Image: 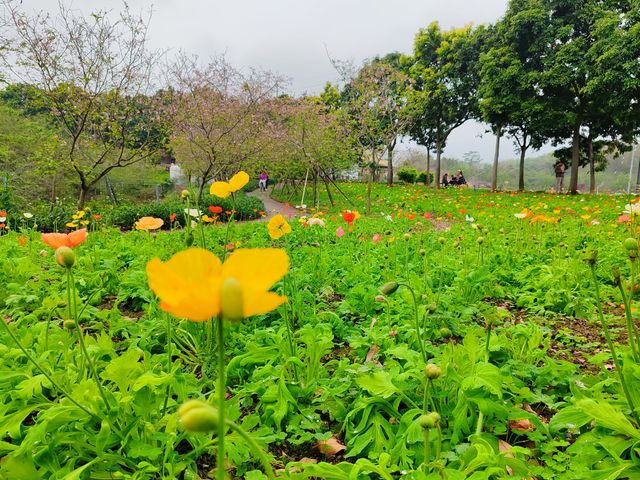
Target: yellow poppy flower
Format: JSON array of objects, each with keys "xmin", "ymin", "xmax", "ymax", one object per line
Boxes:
[
  {"xmin": 135, "ymin": 216, "xmax": 164, "ymax": 231},
  {"xmin": 146, "ymin": 247, "xmax": 289, "ymax": 322},
  {"xmin": 267, "ymin": 214, "xmax": 292, "ymax": 240},
  {"xmin": 210, "ymin": 171, "xmax": 250, "ymax": 198}
]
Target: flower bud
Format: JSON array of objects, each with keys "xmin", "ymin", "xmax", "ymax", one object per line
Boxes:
[
  {"xmin": 180, "ymin": 189, "xmax": 191, "ymax": 200},
  {"xmin": 425, "ymin": 363, "xmax": 442, "ymax": 379},
  {"xmin": 39, "ymin": 249, "xmax": 48, "ymax": 257},
  {"xmin": 184, "ymin": 231, "xmax": 194, "ymax": 247},
  {"xmin": 55, "ymin": 246, "xmax": 76, "ymax": 268},
  {"xmin": 419, "ymin": 249, "xmax": 426, "ymax": 257},
  {"xmin": 624, "ymin": 238, "xmax": 638, "ymax": 252},
  {"xmin": 477, "ymin": 236, "xmax": 484, "ymax": 245},
  {"xmin": 63, "ymin": 319, "xmax": 77, "ymax": 330},
  {"xmin": 427, "ymin": 303, "xmax": 437, "ymax": 313},
  {"xmin": 439, "ymin": 327, "xmax": 452, "ymax": 338},
  {"xmin": 585, "ymin": 249, "xmax": 598, "ymax": 266},
  {"xmin": 438, "ymin": 237, "xmax": 445, "ymax": 245},
  {"xmin": 380, "ymin": 281, "xmax": 399, "ymax": 295},
  {"xmin": 375, "ymin": 295, "xmax": 387, "ymax": 303},
  {"xmin": 612, "ymin": 266, "xmax": 621, "ymax": 286},
  {"xmin": 221, "ymin": 277, "xmax": 244, "ymax": 322},
  {"xmin": 178, "ymin": 399, "xmax": 220, "ymax": 433},
  {"xmin": 403, "ymin": 233, "xmax": 411, "ymax": 241},
  {"xmin": 418, "ymin": 412, "xmax": 441, "ymax": 429}
]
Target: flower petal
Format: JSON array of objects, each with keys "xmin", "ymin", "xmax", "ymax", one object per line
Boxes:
[
  {"xmin": 147, "ymin": 248, "xmax": 222, "ymax": 321},
  {"xmin": 210, "ymin": 182, "xmax": 231, "ymax": 198},
  {"xmin": 243, "ymin": 291, "xmax": 287, "ymax": 317},
  {"xmin": 222, "ymin": 248, "xmax": 289, "ymax": 292},
  {"xmin": 67, "ymin": 228, "xmax": 88, "ymax": 247},
  {"xmin": 228, "ymin": 171, "xmax": 249, "ymax": 192},
  {"xmin": 41, "ymin": 232, "xmax": 70, "ymax": 250}
]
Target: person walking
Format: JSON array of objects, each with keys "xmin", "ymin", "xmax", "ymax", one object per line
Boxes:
[
  {"xmin": 554, "ymin": 163, "xmax": 565, "ymax": 193},
  {"xmin": 259, "ymin": 170, "xmax": 268, "ymax": 192}
]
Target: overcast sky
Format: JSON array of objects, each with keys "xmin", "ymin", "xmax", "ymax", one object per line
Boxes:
[{"xmin": 20, "ymin": 0, "xmax": 553, "ymax": 161}]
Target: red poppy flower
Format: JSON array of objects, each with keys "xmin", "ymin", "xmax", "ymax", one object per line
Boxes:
[
  {"xmin": 424, "ymin": 212, "xmax": 432, "ymax": 220},
  {"xmin": 92, "ymin": 214, "xmax": 102, "ymax": 221},
  {"xmin": 342, "ymin": 211, "xmax": 356, "ymax": 225},
  {"xmin": 170, "ymin": 213, "xmax": 177, "ymax": 222},
  {"xmin": 0, "ymin": 211, "xmax": 6, "ymax": 217},
  {"xmin": 18, "ymin": 236, "xmax": 25, "ymax": 246},
  {"xmin": 209, "ymin": 205, "xmax": 223, "ymax": 214}
]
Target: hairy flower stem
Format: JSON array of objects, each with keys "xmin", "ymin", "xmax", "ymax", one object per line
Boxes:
[
  {"xmin": 400, "ymin": 283, "xmax": 427, "ymax": 365},
  {"xmin": 226, "ymin": 420, "xmax": 275, "ymax": 479},
  {"xmin": 68, "ymin": 269, "xmax": 111, "ymax": 414},
  {"xmin": 484, "ymin": 324, "xmax": 493, "ymax": 362},
  {"xmin": 0, "ymin": 318, "xmax": 94, "ymax": 417},
  {"xmin": 162, "ymin": 312, "xmax": 172, "ymax": 416},
  {"xmin": 282, "ymin": 276, "xmax": 299, "ymax": 383},
  {"xmin": 617, "ymin": 282, "xmax": 640, "ymax": 362},
  {"xmin": 423, "ymin": 379, "xmax": 437, "ymax": 413},
  {"xmin": 591, "ymin": 266, "xmax": 640, "ymax": 425},
  {"xmin": 476, "ymin": 411, "xmax": 484, "ymax": 435},
  {"xmin": 423, "ymin": 427, "xmax": 431, "ymax": 467},
  {"xmin": 217, "ymin": 316, "xmax": 226, "ymax": 480}
]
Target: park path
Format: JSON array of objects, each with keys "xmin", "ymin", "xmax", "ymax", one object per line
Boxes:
[{"xmin": 247, "ymin": 188, "xmax": 301, "ymax": 221}]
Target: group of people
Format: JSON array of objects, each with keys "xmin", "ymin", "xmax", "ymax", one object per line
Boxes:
[{"xmin": 441, "ymin": 170, "xmax": 467, "ymax": 187}]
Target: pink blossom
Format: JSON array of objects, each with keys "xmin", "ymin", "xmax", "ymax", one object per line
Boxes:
[
  {"xmin": 336, "ymin": 226, "xmax": 345, "ymax": 238},
  {"xmin": 372, "ymin": 233, "xmax": 381, "ymax": 244}
]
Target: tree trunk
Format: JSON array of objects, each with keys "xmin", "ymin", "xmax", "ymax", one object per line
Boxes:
[
  {"xmin": 588, "ymin": 136, "xmax": 595, "ymax": 194},
  {"xmin": 491, "ymin": 123, "xmax": 502, "ymax": 192},
  {"xmin": 569, "ymin": 121, "xmax": 581, "ymax": 194},
  {"xmin": 518, "ymin": 143, "xmax": 527, "ymax": 192},
  {"xmin": 435, "ymin": 130, "xmax": 442, "ymax": 190},
  {"xmin": 197, "ymin": 178, "xmax": 206, "ymax": 204},
  {"xmin": 426, "ymin": 148, "xmax": 431, "ymax": 185},
  {"xmin": 387, "ymin": 143, "xmax": 394, "ymax": 186},
  {"xmin": 78, "ymin": 184, "xmax": 89, "ymax": 210},
  {"xmin": 366, "ymin": 162, "xmax": 373, "ymax": 215}
]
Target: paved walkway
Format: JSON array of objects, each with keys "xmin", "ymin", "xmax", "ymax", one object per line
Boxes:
[{"xmin": 247, "ymin": 188, "xmax": 301, "ymax": 221}]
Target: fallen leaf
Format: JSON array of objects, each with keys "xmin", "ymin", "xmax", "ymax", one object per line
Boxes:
[
  {"xmin": 509, "ymin": 419, "xmax": 535, "ymax": 432},
  {"xmin": 316, "ymin": 437, "xmax": 346, "ymax": 456},
  {"xmin": 366, "ymin": 345, "xmax": 379, "ymax": 363}
]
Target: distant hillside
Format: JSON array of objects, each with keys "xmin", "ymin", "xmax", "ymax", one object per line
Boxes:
[{"xmin": 397, "ymin": 147, "xmax": 639, "ymax": 192}]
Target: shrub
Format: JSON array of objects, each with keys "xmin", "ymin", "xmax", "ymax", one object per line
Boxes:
[
  {"xmin": 417, "ymin": 171, "xmax": 434, "ymax": 184},
  {"xmin": 397, "ymin": 168, "xmax": 418, "ymax": 184}
]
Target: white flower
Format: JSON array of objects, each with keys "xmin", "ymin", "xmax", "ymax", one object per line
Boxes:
[
  {"xmin": 590, "ymin": 220, "xmax": 600, "ymax": 225},
  {"xmin": 184, "ymin": 208, "xmax": 202, "ymax": 218},
  {"xmin": 308, "ymin": 218, "xmax": 325, "ymax": 227},
  {"xmin": 465, "ymin": 214, "xmax": 474, "ymax": 223},
  {"xmin": 0, "ymin": 216, "xmax": 5, "ymax": 223},
  {"xmin": 385, "ymin": 215, "xmax": 393, "ymax": 222},
  {"xmin": 23, "ymin": 212, "xmax": 33, "ymax": 219},
  {"xmin": 514, "ymin": 213, "xmax": 527, "ymax": 219},
  {"xmin": 191, "ymin": 220, "xmax": 198, "ymax": 228},
  {"xmin": 624, "ymin": 204, "xmax": 640, "ymax": 216}
]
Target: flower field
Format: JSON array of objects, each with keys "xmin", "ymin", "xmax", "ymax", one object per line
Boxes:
[{"xmin": 2, "ymin": 182, "xmax": 640, "ymax": 479}]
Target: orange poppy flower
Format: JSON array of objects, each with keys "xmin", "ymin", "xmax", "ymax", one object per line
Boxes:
[
  {"xmin": 41, "ymin": 228, "xmax": 88, "ymax": 250},
  {"xmin": 209, "ymin": 206, "xmax": 223, "ymax": 214}
]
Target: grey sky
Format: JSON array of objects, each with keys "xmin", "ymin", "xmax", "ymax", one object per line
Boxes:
[{"xmin": 20, "ymin": 0, "xmax": 552, "ymax": 161}]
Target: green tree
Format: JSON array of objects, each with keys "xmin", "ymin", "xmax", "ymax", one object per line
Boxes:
[{"xmin": 407, "ymin": 23, "xmax": 483, "ymax": 189}]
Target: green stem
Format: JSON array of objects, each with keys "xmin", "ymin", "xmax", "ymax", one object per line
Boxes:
[
  {"xmin": 400, "ymin": 284, "xmax": 427, "ymax": 365},
  {"xmin": 617, "ymin": 282, "xmax": 640, "ymax": 362},
  {"xmin": 484, "ymin": 324, "xmax": 492, "ymax": 362},
  {"xmin": 423, "ymin": 427, "xmax": 431, "ymax": 468},
  {"xmin": 162, "ymin": 312, "xmax": 173, "ymax": 416},
  {"xmin": 68, "ymin": 269, "xmax": 111, "ymax": 414},
  {"xmin": 226, "ymin": 420, "xmax": 275, "ymax": 479},
  {"xmin": 0, "ymin": 318, "xmax": 94, "ymax": 417},
  {"xmin": 217, "ymin": 316, "xmax": 226, "ymax": 480},
  {"xmin": 591, "ymin": 266, "xmax": 640, "ymax": 425},
  {"xmin": 476, "ymin": 411, "xmax": 484, "ymax": 435}
]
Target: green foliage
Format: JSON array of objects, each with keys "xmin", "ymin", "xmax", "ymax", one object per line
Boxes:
[{"xmin": 397, "ymin": 168, "xmax": 418, "ymax": 183}]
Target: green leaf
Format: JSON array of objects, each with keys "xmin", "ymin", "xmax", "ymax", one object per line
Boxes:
[{"xmin": 356, "ymin": 371, "xmax": 399, "ymax": 399}]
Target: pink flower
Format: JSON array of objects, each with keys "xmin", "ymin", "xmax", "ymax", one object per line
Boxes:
[
  {"xmin": 336, "ymin": 226, "xmax": 345, "ymax": 238},
  {"xmin": 372, "ymin": 233, "xmax": 381, "ymax": 244}
]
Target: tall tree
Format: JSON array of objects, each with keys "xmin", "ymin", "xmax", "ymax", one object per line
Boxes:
[
  {"xmin": 342, "ymin": 61, "xmax": 410, "ymax": 213},
  {"xmin": 166, "ymin": 54, "xmax": 284, "ymax": 201},
  {"xmin": 407, "ymin": 23, "xmax": 483, "ymax": 188},
  {"xmin": 0, "ymin": 1, "xmax": 164, "ymax": 208}
]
